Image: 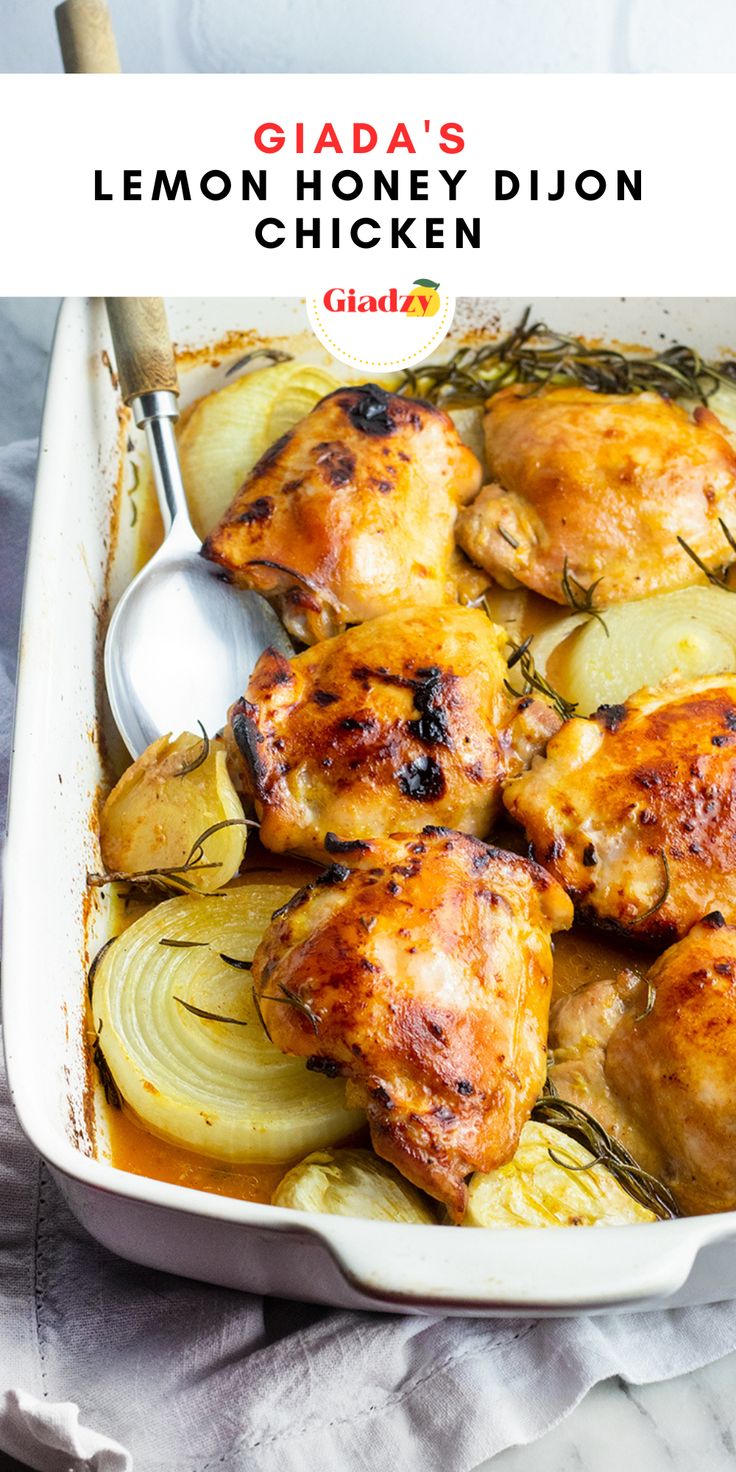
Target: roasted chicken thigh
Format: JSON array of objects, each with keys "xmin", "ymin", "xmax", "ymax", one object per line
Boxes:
[
  {"xmin": 456, "ymin": 386, "xmax": 736, "ymax": 605},
  {"xmin": 228, "ymin": 605, "xmax": 560, "ymax": 857},
  {"xmin": 551, "ymin": 914, "xmax": 736, "ymax": 1215},
  {"xmin": 251, "ymin": 828, "xmax": 573, "ymax": 1217},
  {"xmin": 202, "ymin": 384, "xmax": 483, "ymax": 643},
  {"xmin": 504, "ymin": 675, "xmax": 736, "ymax": 942}
]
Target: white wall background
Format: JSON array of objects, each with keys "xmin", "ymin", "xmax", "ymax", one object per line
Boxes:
[
  {"xmin": 1, "ymin": 0, "xmax": 735, "ymax": 73},
  {"xmin": 0, "ymin": 0, "xmax": 731, "ymax": 442}
]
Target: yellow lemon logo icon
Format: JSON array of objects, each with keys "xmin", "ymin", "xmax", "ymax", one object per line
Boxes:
[{"xmin": 406, "ymin": 279, "xmax": 441, "ymax": 318}]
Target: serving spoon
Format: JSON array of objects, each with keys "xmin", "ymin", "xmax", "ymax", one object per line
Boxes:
[
  {"xmin": 53, "ymin": 4, "xmax": 294, "ymax": 756},
  {"xmin": 103, "ymin": 297, "xmax": 294, "ymax": 757}
]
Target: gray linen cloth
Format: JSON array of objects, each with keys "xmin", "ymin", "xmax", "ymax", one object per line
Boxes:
[{"xmin": 3, "ymin": 439, "xmax": 736, "ymax": 1472}]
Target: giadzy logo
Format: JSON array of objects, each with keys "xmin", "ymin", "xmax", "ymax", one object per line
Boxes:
[
  {"xmin": 308, "ymin": 278, "xmax": 454, "ymax": 374},
  {"xmin": 323, "ymin": 279, "xmax": 442, "ymax": 318}
]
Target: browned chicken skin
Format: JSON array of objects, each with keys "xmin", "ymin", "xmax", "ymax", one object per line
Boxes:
[
  {"xmin": 456, "ymin": 386, "xmax": 736, "ymax": 606},
  {"xmin": 251, "ymin": 828, "xmax": 573, "ymax": 1218},
  {"xmin": 227, "ymin": 605, "xmax": 560, "ymax": 858},
  {"xmin": 551, "ymin": 914, "xmax": 736, "ymax": 1215},
  {"xmin": 504, "ymin": 675, "xmax": 736, "ymax": 942},
  {"xmin": 202, "ymin": 384, "xmax": 483, "ymax": 643}
]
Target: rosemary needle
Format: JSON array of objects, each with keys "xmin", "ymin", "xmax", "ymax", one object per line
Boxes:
[
  {"xmin": 173, "ymin": 995, "xmax": 248, "ymax": 1026},
  {"xmin": 175, "ymin": 722, "xmax": 211, "ymax": 778},
  {"xmin": 627, "ymin": 850, "xmax": 670, "ymax": 927}
]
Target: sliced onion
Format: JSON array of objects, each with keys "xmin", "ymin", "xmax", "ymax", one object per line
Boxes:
[
  {"xmin": 272, "ymin": 1148, "xmax": 436, "ymax": 1223},
  {"xmin": 529, "ymin": 586, "xmax": 736, "ymax": 715},
  {"xmin": 92, "ymin": 880, "xmax": 364, "ymax": 1162},
  {"xmin": 464, "ymin": 1122, "xmax": 655, "ymax": 1228},
  {"xmin": 178, "ymin": 362, "xmax": 344, "ymax": 538},
  {"xmin": 99, "ymin": 733, "xmax": 246, "ymax": 894},
  {"xmin": 178, "ymin": 362, "xmax": 302, "ymax": 537},
  {"xmin": 448, "ymin": 406, "xmax": 486, "ymax": 470},
  {"xmin": 265, "ymin": 365, "xmax": 345, "ymax": 443}
]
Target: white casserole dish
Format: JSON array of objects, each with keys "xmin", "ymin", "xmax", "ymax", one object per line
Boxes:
[{"xmin": 5, "ymin": 294, "xmax": 736, "ymax": 1317}]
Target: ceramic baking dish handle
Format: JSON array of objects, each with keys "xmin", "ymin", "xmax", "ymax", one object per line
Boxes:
[{"xmin": 318, "ymin": 1216, "xmax": 728, "ymax": 1313}]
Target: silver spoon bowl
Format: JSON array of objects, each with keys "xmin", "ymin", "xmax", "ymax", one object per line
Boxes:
[{"xmin": 105, "ymin": 389, "xmax": 293, "ymax": 758}]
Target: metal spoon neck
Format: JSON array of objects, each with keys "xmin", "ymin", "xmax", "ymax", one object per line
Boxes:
[{"xmin": 131, "ymin": 391, "xmax": 194, "ymax": 537}]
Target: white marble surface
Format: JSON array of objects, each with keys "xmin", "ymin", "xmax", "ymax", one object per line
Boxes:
[
  {"xmin": 2, "ymin": 0, "xmax": 736, "ymax": 73},
  {"xmin": 4, "ymin": 292, "xmax": 736, "ymax": 1467}
]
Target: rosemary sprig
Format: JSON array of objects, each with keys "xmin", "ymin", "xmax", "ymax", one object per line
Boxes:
[
  {"xmin": 173, "ymin": 995, "xmax": 248, "ymax": 1026},
  {"xmin": 561, "ymin": 558, "xmax": 609, "ymax": 635},
  {"xmin": 175, "ymin": 722, "xmax": 210, "ymax": 778},
  {"xmin": 251, "ymin": 985, "xmax": 273, "ymax": 1042},
  {"xmin": 159, "ymin": 938, "xmax": 209, "ymax": 949},
  {"xmin": 532, "ymin": 1091, "xmax": 679, "ymax": 1219},
  {"xmin": 257, "ymin": 982, "xmax": 320, "ymax": 1034},
  {"xmin": 218, "ymin": 953, "xmax": 253, "ymax": 971},
  {"xmin": 627, "ymin": 850, "xmax": 670, "ymax": 927},
  {"xmin": 88, "ymin": 818, "xmax": 257, "ymax": 894},
  {"xmin": 87, "ymin": 858, "xmax": 221, "ymax": 892},
  {"xmin": 634, "ymin": 979, "xmax": 656, "ymax": 1022},
  {"xmin": 91, "ymin": 1021, "xmax": 121, "ymax": 1109},
  {"xmin": 225, "ymin": 346, "xmax": 293, "ymax": 378},
  {"xmin": 503, "ymin": 632, "xmax": 578, "ymax": 722},
  {"xmin": 677, "ymin": 516, "xmax": 736, "ymax": 592},
  {"xmin": 158, "ymin": 936, "xmax": 252, "ymax": 971},
  {"xmin": 498, "ymin": 524, "xmax": 520, "ymax": 549},
  {"xmin": 719, "ymin": 518, "xmax": 736, "ymax": 558},
  {"xmin": 396, "ymin": 307, "xmax": 736, "ymax": 408},
  {"xmin": 183, "ymin": 818, "xmax": 258, "ymax": 869}
]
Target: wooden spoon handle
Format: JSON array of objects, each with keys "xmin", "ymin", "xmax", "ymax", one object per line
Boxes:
[
  {"xmin": 54, "ymin": 10, "xmax": 176, "ymax": 405},
  {"xmin": 105, "ymin": 298, "xmax": 180, "ymax": 405},
  {"xmin": 55, "ymin": 0, "xmax": 121, "ymax": 73}
]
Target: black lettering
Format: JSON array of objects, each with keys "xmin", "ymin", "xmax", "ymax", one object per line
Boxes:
[
  {"xmin": 332, "ymin": 170, "xmax": 363, "ymax": 201},
  {"xmin": 576, "ymin": 170, "xmax": 606, "ymax": 201},
  {"xmin": 456, "ymin": 217, "xmax": 480, "ymax": 247},
  {"xmin": 296, "ymin": 218, "xmax": 321, "ymax": 247},
  {"xmin": 409, "ymin": 170, "xmax": 429, "ymax": 201},
  {"xmin": 152, "ymin": 169, "xmax": 191, "ymax": 202},
  {"xmin": 439, "ymin": 169, "xmax": 466, "ymax": 200},
  {"xmin": 374, "ymin": 170, "xmax": 399, "ymax": 200},
  {"xmin": 496, "ymin": 170, "xmax": 519, "ymax": 200},
  {"xmin": 296, "ymin": 170, "xmax": 321, "ymax": 200},
  {"xmin": 255, "ymin": 217, "xmax": 285, "ymax": 248},
  {"xmin": 123, "ymin": 169, "xmax": 142, "ymax": 201},
  {"xmin": 200, "ymin": 169, "xmax": 231, "ymax": 200},
  {"xmin": 391, "ymin": 217, "xmax": 415, "ymax": 247},
  {"xmin": 94, "ymin": 169, "xmax": 112, "ymax": 201},
  {"xmin": 242, "ymin": 169, "xmax": 267, "ymax": 200},
  {"xmin": 351, "ymin": 217, "xmax": 380, "ymax": 247},
  {"xmin": 618, "ymin": 169, "xmax": 641, "ymax": 201}
]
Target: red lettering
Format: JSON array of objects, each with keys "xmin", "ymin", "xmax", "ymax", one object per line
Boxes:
[
  {"xmin": 387, "ymin": 123, "xmax": 415, "ymax": 154},
  {"xmin": 353, "ymin": 123, "xmax": 378, "ymax": 153},
  {"xmin": 315, "ymin": 123, "xmax": 343, "ymax": 154},
  {"xmin": 254, "ymin": 123, "xmax": 285, "ymax": 153},
  {"xmin": 439, "ymin": 123, "xmax": 464, "ymax": 154}
]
